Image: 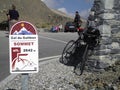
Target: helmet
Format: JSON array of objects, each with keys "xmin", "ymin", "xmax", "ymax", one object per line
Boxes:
[{"xmin": 76, "ymin": 11, "xmax": 79, "ymax": 13}]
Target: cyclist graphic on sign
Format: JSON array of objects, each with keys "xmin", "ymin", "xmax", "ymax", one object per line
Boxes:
[{"xmin": 12, "ymin": 47, "xmax": 36, "ymax": 71}]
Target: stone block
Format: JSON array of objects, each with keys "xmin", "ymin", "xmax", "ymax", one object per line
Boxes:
[
  {"xmin": 111, "ymin": 42, "xmax": 120, "ymax": 49},
  {"xmin": 111, "ymin": 28, "xmax": 119, "ymax": 34},
  {"xmin": 102, "ymin": 13, "xmax": 114, "ymax": 19},
  {"xmin": 112, "ymin": 38, "xmax": 120, "ymax": 43},
  {"xmin": 115, "ymin": 32, "xmax": 120, "ymax": 37},
  {"xmin": 111, "ymin": 49, "xmax": 120, "ymax": 54},
  {"xmin": 95, "ymin": 49, "xmax": 111, "ymax": 55},
  {"xmin": 94, "ymin": 60, "xmax": 110, "ymax": 69},
  {"xmin": 101, "ymin": 37, "xmax": 112, "ymax": 44},
  {"xmin": 102, "ymin": 0, "xmax": 114, "ymax": 9},
  {"xmin": 111, "ymin": 54, "xmax": 120, "ymax": 61},
  {"xmin": 99, "ymin": 45, "xmax": 112, "ymax": 49},
  {"xmin": 99, "ymin": 55, "xmax": 115, "ymax": 65},
  {"xmin": 98, "ymin": 25, "xmax": 111, "ymax": 35}
]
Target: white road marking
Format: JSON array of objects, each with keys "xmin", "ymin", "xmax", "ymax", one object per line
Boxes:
[
  {"xmin": 39, "ymin": 55, "xmax": 61, "ymax": 61},
  {"xmin": 38, "ymin": 35, "xmax": 67, "ymax": 44}
]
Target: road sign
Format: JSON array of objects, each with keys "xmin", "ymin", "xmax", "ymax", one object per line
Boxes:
[{"xmin": 9, "ymin": 21, "xmax": 39, "ymax": 73}]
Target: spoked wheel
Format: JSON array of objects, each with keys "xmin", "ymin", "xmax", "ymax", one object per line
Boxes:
[
  {"xmin": 74, "ymin": 44, "xmax": 89, "ymax": 75},
  {"xmin": 60, "ymin": 40, "xmax": 76, "ymax": 65}
]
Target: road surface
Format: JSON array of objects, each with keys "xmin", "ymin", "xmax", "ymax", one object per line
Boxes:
[{"xmin": 0, "ymin": 31, "xmax": 78, "ymax": 81}]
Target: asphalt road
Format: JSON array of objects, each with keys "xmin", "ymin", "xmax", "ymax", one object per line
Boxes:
[
  {"xmin": 0, "ymin": 31, "xmax": 9, "ymax": 82},
  {"xmin": 0, "ymin": 31, "xmax": 78, "ymax": 82},
  {"xmin": 38, "ymin": 32, "xmax": 78, "ymax": 58}
]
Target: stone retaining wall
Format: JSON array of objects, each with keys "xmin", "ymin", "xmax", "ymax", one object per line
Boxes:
[{"xmin": 89, "ymin": 0, "xmax": 120, "ymax": 68}]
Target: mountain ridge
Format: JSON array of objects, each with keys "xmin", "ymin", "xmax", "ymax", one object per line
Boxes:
[{"xmin": 0, "ymin": 0, "xmax": 72, "ymax": 28}]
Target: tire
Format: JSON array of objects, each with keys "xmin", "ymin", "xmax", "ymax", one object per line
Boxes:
[
  {"xmin": 74, "ymin": 44, "xmax": 89, "ymax": 75},
  {"xmin": 64, "ymin": 29, "xmax": 68, "ymax": 32},
  {"xmin": 61, "ymin": 40, "xmax": 76, "ymax": 65},
  {"xmin": 80, "ymin": 44, "xmax": 89, "ymax": 75}
]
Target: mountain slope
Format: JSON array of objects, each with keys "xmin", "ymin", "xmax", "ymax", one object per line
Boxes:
[
  {"xmin": 51, "ymin": 9, "xmax": 73, "ymax": 19},
  {"xmin": 0, "ymin": 0, "xmax": 72, "ymax": 28}
]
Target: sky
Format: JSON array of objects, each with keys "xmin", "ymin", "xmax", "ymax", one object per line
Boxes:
[{"xmin": 41, "ymin": 0, "xmax": 94, "ymax": 18}]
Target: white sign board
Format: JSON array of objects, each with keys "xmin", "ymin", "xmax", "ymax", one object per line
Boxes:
[{"xmin": 9, "ymin": 21, "xmax": 39, "ymax": 73}]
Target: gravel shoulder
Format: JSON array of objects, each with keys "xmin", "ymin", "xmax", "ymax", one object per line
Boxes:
[{"xmin": 0, "ymin": 58, "xmax": 120, "ymax": 90}]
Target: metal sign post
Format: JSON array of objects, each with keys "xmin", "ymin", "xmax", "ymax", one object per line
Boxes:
[
  {"xmin": 9, "ymin": 21, "xmax": 39, "ymax": 89},
  {"xmin": 21, "ymin": 73, "xmax": 29, "ymax": 90}
]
